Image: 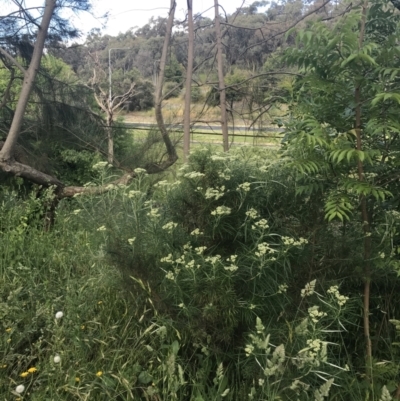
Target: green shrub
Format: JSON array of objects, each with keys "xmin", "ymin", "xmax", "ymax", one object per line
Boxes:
[
  {"xmin": 84, "ymin": 148, "xmax": 377, "ymax": 399},
  {"xmin": 163, "ymin": 81, "xmax": 182, "ymax": 99}
]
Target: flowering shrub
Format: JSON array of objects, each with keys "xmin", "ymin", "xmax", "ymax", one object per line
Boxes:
[{"xmin": 5, "ymin": 146, "xmax": 398, "ymax": 399}]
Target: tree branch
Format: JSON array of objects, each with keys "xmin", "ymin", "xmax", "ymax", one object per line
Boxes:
[{"xmin": 0, "ymin": 47, "xmax": 27, "ymax": 75}]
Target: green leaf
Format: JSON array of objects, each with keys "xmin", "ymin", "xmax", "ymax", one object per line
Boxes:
[{"xmin": 138, "ymin": 371, "xmax": 153, "ymax": 384}]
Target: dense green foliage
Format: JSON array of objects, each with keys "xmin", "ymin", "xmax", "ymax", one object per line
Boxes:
[
  {"xmin": 4, "ymin": 0, "xmax": 400, "ymax": 400},
  {"xmin": 2, "ymin": 145, "xmax": 400, "ymax": 399}
]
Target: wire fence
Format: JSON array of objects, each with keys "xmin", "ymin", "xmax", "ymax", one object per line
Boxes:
[{"xmin": 115, "ymin": 123, "xmax": 284, "ymax": 141}]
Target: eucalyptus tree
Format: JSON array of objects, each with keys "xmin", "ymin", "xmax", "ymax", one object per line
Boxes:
[
  {"xmin": 154, "ymin": 0, "xmax": 178, "ymax": 170},
  {"xmin": 214, "ymin": 0, "xmax": 229, "ymax": 151},
  {"xmin": 0, "ymin": 0, "xmax": 179, "ymax": 197},
  {"xmin": 0, "ymin": 0, "xmax": 91, "ymax": 189},
  {"xmin": 183, "ymin": 0, "xmax": 195, "ymax": 161}
]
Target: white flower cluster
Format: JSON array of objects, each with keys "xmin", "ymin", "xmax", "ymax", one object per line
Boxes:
[
  {"xmin": 160, "ymin": 251, "xmax": 201, "ymax": 272},
  {"xmin": 387, "ymin": 210, "xmax": 400, "ymax": 219},
  {"xmin": 165, "ymin": 271, "xmax": 175, "ymax": 280},
  {"xmin": 190, "ymin": 228, "xmax": 203, "ymax": 236},
  {"xmin": 227, "ymin": 255, "xmax": 237, "ymax": 263},
  {"xmin": 162, "ymin": 221, "xmax": 178, "ymax": 231},
  {"xmin": 211, "ymin": 206, "xmax": 231, "ymax": 216},
  {"xmin": 160, "ymin": 254, "xmax": 173, "ymax": 263},
  {"xmin": 183, "ymin": 243, "xmax": 192, "ymax": 251},
  {"xmin": 147, "ymin": 208, "xmax": 160, "ymax": 218},
  {"xmin": 184, "ymin": 171, "xmax": 205, "ymax": 179},
  {"xmin": 224, "ymin": 254, "xmax": 238, "ymax": 272},
  {"xmin": 278, "ymin": 284, "xmax": 288, "ymax": 294},
  {"xmin": 327, "ymin": 285, "xmax": 349, "ymax": 306},
  {"xmin": 127, "ymin": 237, "xmax": 136, "ymax": 245},
  {"xmin": 174, "ymin": 256, "xmax": 185, "ymax": 264},
  {"xmin": 92, "ymin": 161, "xmax": 109, "ymax": 170},
  {"xmin": 128, "ymin": 190, "xmax": 142, "ymax": 198},
  {"xmin": 237, "ymin": 182, "xmax": 251, "ymax": 192},
  {"xmin": 389, "ymin": 319, "xmax": 400, "ymax": 331},
  {"xmin": 303, "ymin": 338, "xmax": 327, "ymax": 366},
  {"xmin": 301, "ymin": 279, "xmax": 316, "ymax": 298},
  {"xmin": 252, "ymin": 219, "xmax": 269, "ymax": 230},
  {"xmin": 282, "ymin": 236, "xmax": 308, "ymax": 246},
  {"xmin": 308, "ymin": 305, "xmax": 327, "ymax": 323},
  {"xmin": 97, "ymin": 226, "xmax": 106, "ymax": 232},
  {"xmin": 255, "ymin": 242, "xmax": 276, "ymax": 257},
  {"xmin": 244, "ymin": 343, "xmax": 255, "ymax": 356},
  {"xmin": 246, "ymin": 208, "xmax": 259, "ymax": 219},
  {"xmin": 134, "ymin": 167, "xmax": 147, "ymax": 174},
  {"xmin": 195, "ymin": 246, "xmax": 207, "ymax": 255},
  {"xmin": 205, "ymin": 255, "xmax": 221, "ymax": 264},
  {"xmin": 205, "ymin": 186, "xmax": 225, "ymax": 200},
  {"xmin": 225, "ymin": 264, "xmax": 238, "ymax": 272},
  {"xmin": 153, "ymin": 180, "xmax": 168, "ymax": 189}
]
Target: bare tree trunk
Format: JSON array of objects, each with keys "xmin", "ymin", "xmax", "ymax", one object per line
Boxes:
[
  {"xmin": 214, "ymin": 0, "xmax": 229, "ymax": 152},
  {"xmin": 107, "ymin": 113, "xmax": 114, "ymax": 164},
  {"xmin": 183, "ymin": 0, "xmax": 194, "ymax": 162},
  {"xmin": 154, "ymin": 0, "xmax": 178, "ymax": 164},
  {"xmin": 0, "ymin": 0, "xmax": 56, "ymax": 162}
]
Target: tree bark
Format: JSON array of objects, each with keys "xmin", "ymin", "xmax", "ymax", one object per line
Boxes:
[
  {"xmin": 214, "ymin": 0, "xmax": 229, "ymax": 152},
  {"xmin": 0, "ymin": 0, "xmax": 56, "ymax": 163},
  {"xmin": 107, "ymin": 113, "xmax": 114, "ymax": 164},
  {"xmin": 154, "ymin": 0, "xmax": 178, "ymax": 164},
  {"xmin": 183, "ymin": 0, "xmax": 195, "ymax": 162}
]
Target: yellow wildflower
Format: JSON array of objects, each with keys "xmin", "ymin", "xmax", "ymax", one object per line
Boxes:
[
  {"xmin": 5, "ymin": 328, "xmax": 11, "ymax": 333},
  {"xmin": 96, "ymin": 371, "xmax": 103, "ymax": 377},
  {"xmin": 75, "ymin": 377, "xmax": 80, "ymax": 382},
  {"xmin": 28, "ymin": 367, "xmax": 37, "ymax": 373},
  {"xmin": 20, "ymin": 371, "xmax": 29, "ymax": 378}
]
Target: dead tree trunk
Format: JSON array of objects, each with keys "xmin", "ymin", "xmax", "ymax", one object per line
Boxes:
[
  {"xmin": 154, "ymin": 0, "xmax": 178, "ymax": 165},
  {"xmin": 183, "ymin": 0, "xmax": 194, "ymax": 162},
  {"xmin": 107, "ymin": 113, "xmax": 114, "ymax": 164},
  {"xmin": 214, "ymin": 0, "xmax": 229, "ymax": 152}
]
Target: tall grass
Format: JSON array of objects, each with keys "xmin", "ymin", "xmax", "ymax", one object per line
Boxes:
[{"xmin": 1, "ymin": 149, "xmax": 400, "ymax": 400}]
